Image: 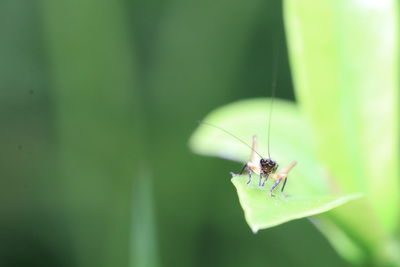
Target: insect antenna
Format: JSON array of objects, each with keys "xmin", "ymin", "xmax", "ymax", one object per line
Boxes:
[
  {"xmin": 266, "ymin": 47, "xmax": 279, "ymax": 160},
  {"xmin": 198, "ymin": 120, "xmax": 263, "ymax": 159}
]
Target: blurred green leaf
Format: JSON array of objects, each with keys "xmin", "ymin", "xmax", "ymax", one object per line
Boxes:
[
  {"xmin": 284, "ymin": 0, "xmax": 399, "ymax": 233},
  {"xmin": 284, "ymin": 0, "xmax": 399, "ymax": 264},
  {"xmin": 310, "ymin": 216, "xmax": 366, "ymax": 264},
  {"xmin": 131, "ymin": 170, "xmax": 160, "ymax": 267},
  {"xmin": 190, "ymin": 98, "xmax": 360, "ymax": 230},
  {"xmin": 40, "ymin": 0, "xmax": 147, "ymax": 266},
  {"xmin": 232, "ymin": 175, "xmax": 360, "ymax": 233}
]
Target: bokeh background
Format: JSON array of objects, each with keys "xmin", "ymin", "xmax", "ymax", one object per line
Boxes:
[{"xmin": 0, "ymin": 0, "xmax": 349, "ymax": 266}]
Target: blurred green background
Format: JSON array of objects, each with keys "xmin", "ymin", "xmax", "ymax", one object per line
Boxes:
[{"xmin": 0, "ymin": 0, "xmax": 350, "ymax": 266}]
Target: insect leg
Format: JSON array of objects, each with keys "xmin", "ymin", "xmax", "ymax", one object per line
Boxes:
[
  {"xmin": 230, "ymin": 163, "xmax": 248, "ymax": 178},
  {"xmin": 261, "ymin": 174, "xmax": 269, "ymax": 187},
  {"xmin": 281, "ymin": 178, "xmax": 287, "ymax": 192},
  {"xmin": 238, "ymin": 163, "xmax": 253, "ymax": 184},
  {"xmin": 269, "ymin": 179, "xmax": 282, "ymax": 198},
  {"xmin": 258, "ymin": 172, "xmax": 263, "ymax": 187},
  {"xmin": 246, "ymin": 169, "xmax": 253, "ymax": 185},
  {"xmin": 239, "ymin": 163, "xmax": 248, "ymax": 175}
]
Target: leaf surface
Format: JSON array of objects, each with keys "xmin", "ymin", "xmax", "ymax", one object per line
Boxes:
[
  {"xmin": 232, "ymin": 175, "xmax": 360, "ymax": 233},
  {"xmin": 190, "ymin": 98, "xmax": 360, "ymax": 231}
]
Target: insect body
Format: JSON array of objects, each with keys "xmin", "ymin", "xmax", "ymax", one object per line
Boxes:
[
  {"xmin": 199, "ymin": 121, "xmax": 296, "ymax": 198},
  {"xmin": 237, "ymin": 135, "xmax": 296, "ymax": 198},
  {"xmin": 200, "ymin": 46, "xmax": 296, "ymax": 197}
]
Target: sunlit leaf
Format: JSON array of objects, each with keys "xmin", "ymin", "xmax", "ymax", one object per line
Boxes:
[
  {"xmin": 232, "ymin": 175, "xmax": 361, "ymax": 233},
  {"xmin": 190, "ymin": 98, "xmax": 329, "ymax": 195},
  {"xmin": 190, "ymin": 98, "xmax": 361, "ymax": 230},
  {"xmin": 284, "ymin": 0, "xmax": 399, "ymax": 264},
  {"xmin": 284, "ymin": 0, "xmax": 399, "ymax": 233}
]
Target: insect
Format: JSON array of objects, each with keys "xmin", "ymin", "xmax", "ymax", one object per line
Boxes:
[
  {"xmin": 199, "ymin": 49, "xmax": 296, "ymax": 197},
  {"xmin": 199, "ymin": 121, "xmax": 297, "ymax": 198},
  {"xmin": 239, "ymin": 135, "xmax": 297, "ymax": 198}
]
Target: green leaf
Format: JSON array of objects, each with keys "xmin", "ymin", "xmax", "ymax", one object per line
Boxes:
[
  {"xmin": 284, "ymin": 0, "xmax": 399, "ymax": 264},
  {"xmin": 190, "ymin": 98, "xmax": 326, "ymax": 193},
  {"xmin": 310, "ymin": 216, "xmax": 366, "ymax": 264},
  {"xmin": 190, "ymin": 98, "xmax": 360, "ymax": 229},
  {"xmin": 132, "ymin": 172, "xmax": 160, "ymax": 267},
  {"xmin": 284, "ymin": 0, "xmax": 399, "ymax": 234},
  {"xmin": 232, "ymin": 175, "xmax": 361, "ymax": 233},
  {"xmin": 40, "ymin": 0, "xmax": 148, "ymax": 266}
]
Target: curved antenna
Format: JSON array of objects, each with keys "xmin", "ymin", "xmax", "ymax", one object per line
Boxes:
[
  {"xmin": 267, "ymin": 47, "xmax": 279, "ymax": 159},
  {"xmin": 198, "ymin": 120, "xmax": 264, "ymax": 159}
]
